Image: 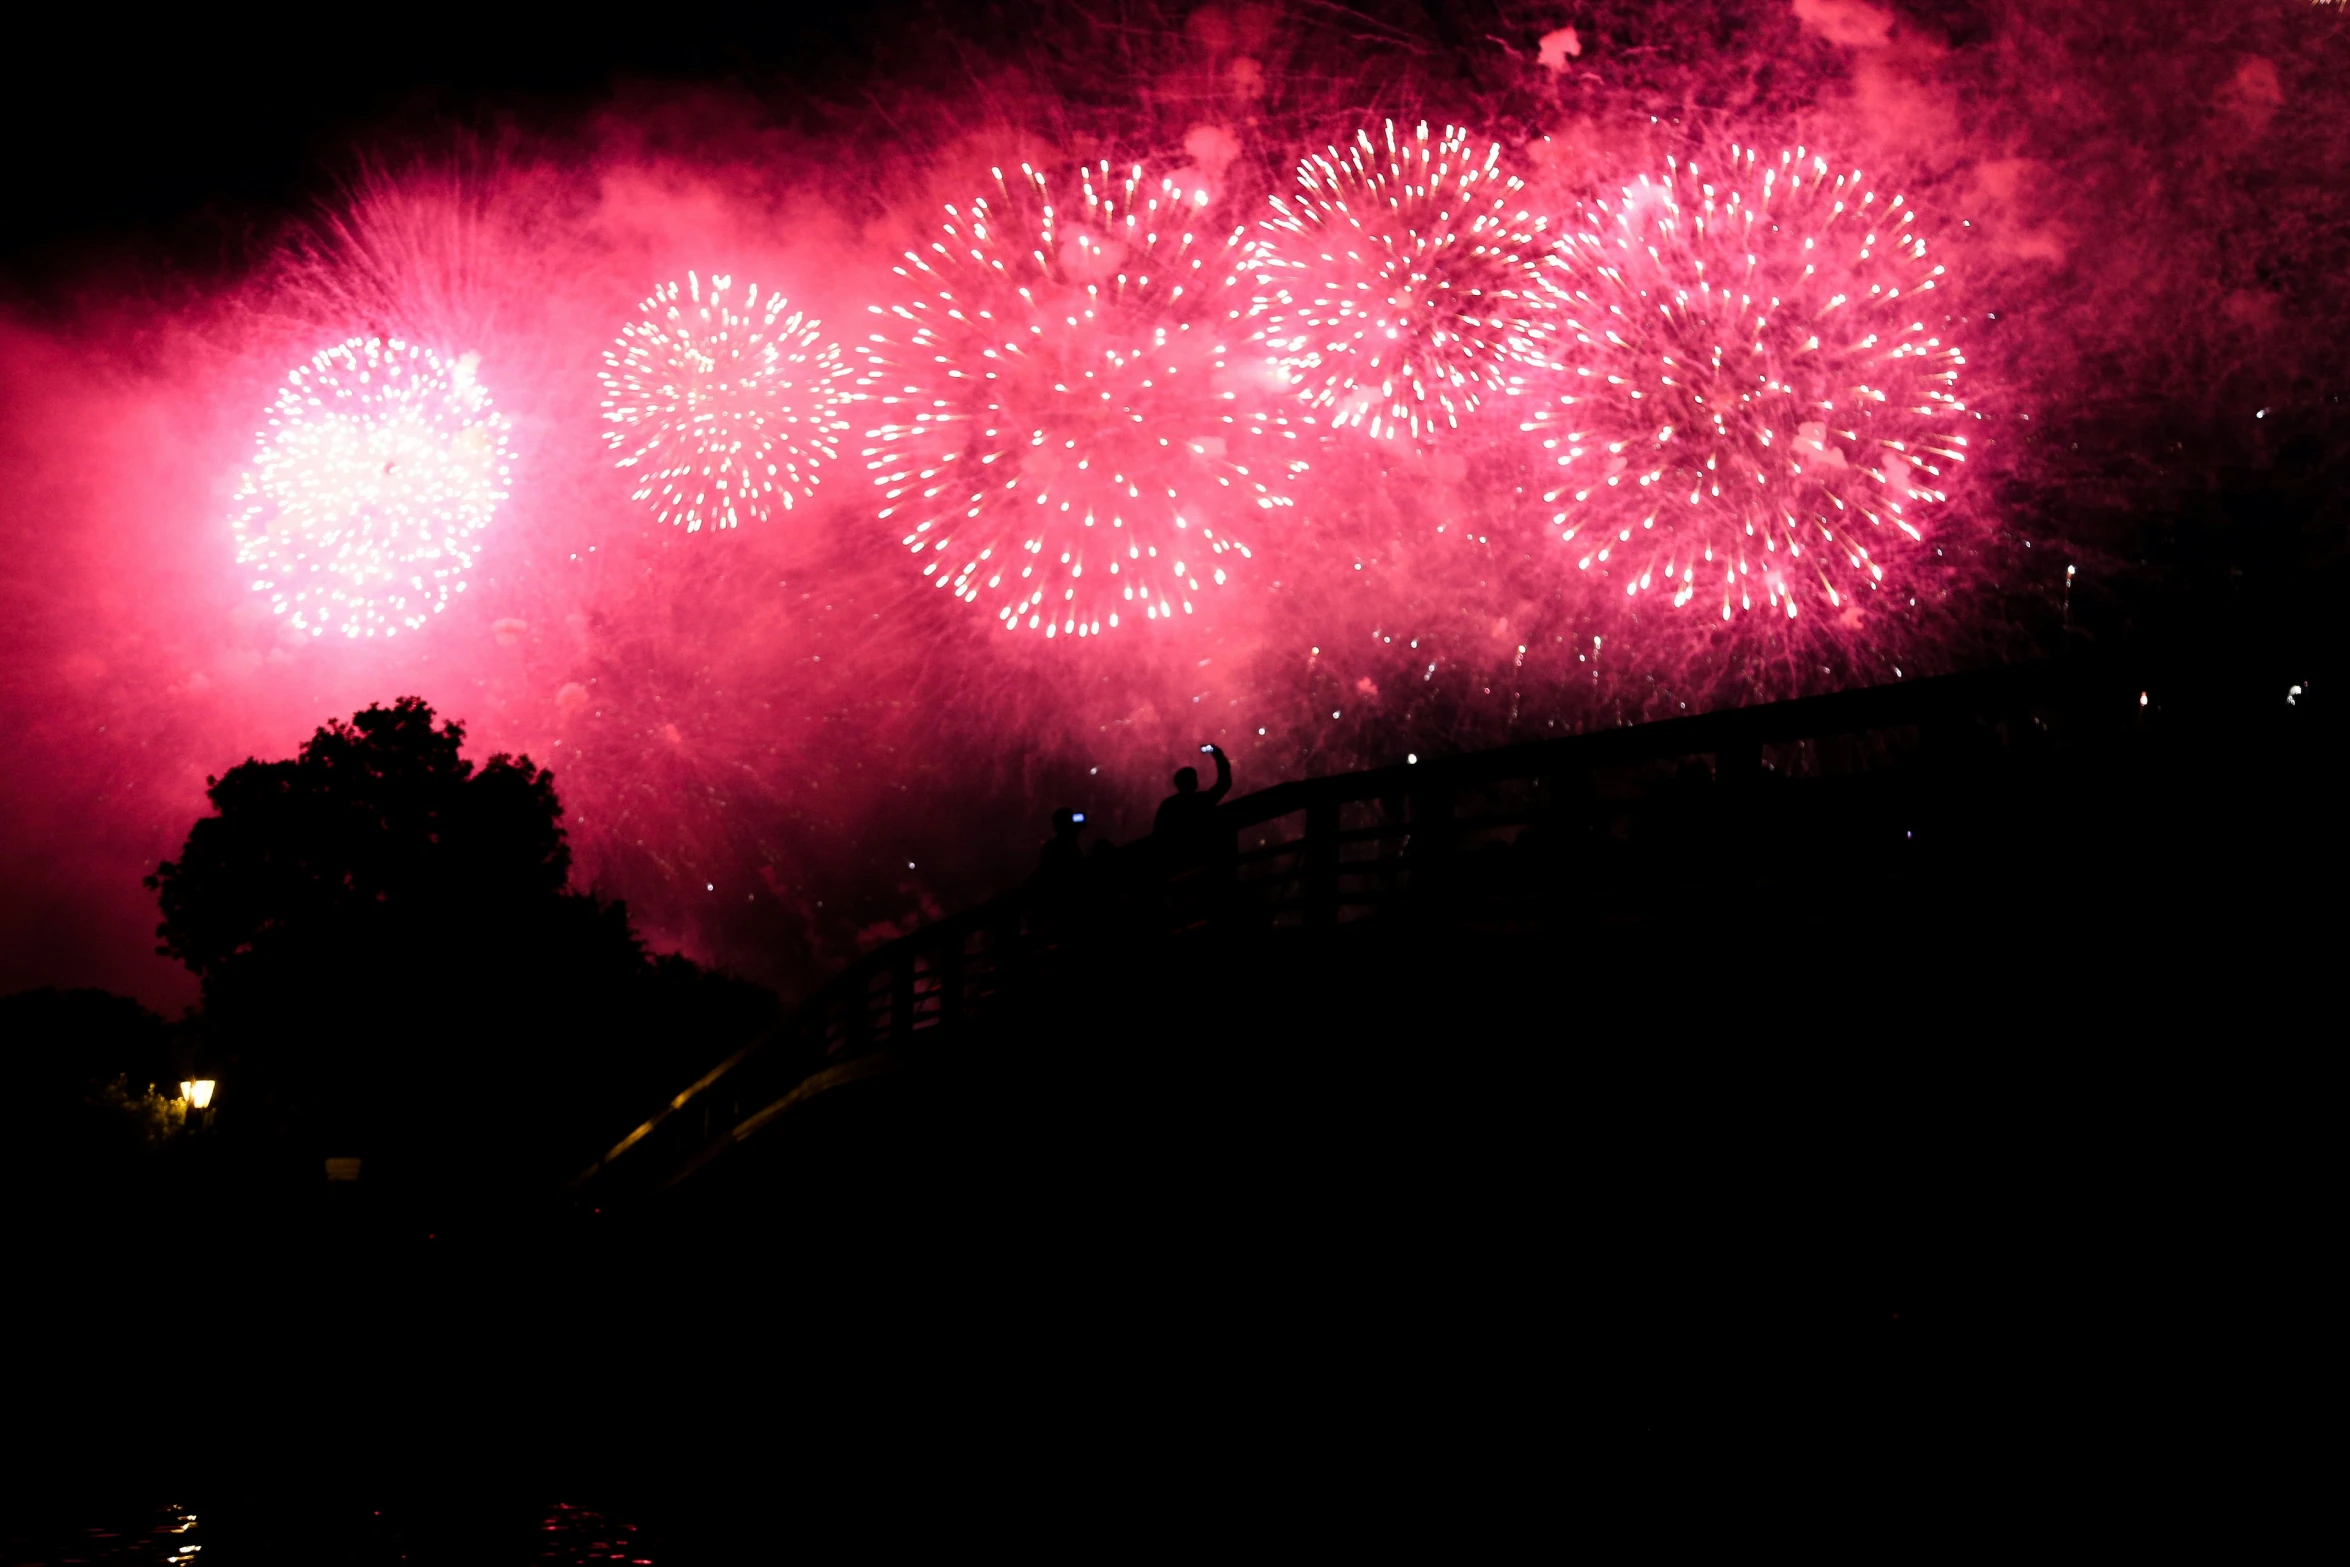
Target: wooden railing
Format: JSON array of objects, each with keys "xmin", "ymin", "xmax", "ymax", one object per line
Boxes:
[{"xmin": 572, "ymin": 657, "xmax": 2107, "ymax": 1199}]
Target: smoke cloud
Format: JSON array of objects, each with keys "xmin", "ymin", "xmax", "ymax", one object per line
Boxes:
[{"xmin": 3, "ymin": 1, "xmax": 2344, "ymax": 1008}]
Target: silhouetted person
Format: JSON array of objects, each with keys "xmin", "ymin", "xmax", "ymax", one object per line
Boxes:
[
  {"xmin": 1036, "ymin": 807, "xmax": 1087, "ymax": 899},
  {"xmin": 1154, "ymin": 743, "xmax": 1232, "ymax": 868}
]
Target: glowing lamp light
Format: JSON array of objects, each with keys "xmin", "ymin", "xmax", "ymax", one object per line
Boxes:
[{"xmin": 182, "ymin": 1079, "xmax": 216, "ymax": 1110}]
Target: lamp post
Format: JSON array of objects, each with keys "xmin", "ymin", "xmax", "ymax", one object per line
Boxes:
[{"xmin": 180, "ymin": 1078, "xmax": 216, "ymax": 1133}]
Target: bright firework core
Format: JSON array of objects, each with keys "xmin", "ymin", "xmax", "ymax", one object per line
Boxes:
[
  {"xmin": 599, "ymin": 273, "xmax": 848, "ymax": 533},
  {"xmin": 232, "ymin": 337, "xmax": 511, "ymax": 638},
  {"xmin": 1249, "ymin": 121, "xmax": 1554, "ymax": 443},
  {"xmin": 1535, "ymin": 146, "xmax": 1968, "ymax": 620},
  {"xmin": 858, "ymin": 160, "xmax": 1302, "ymax": 639}
]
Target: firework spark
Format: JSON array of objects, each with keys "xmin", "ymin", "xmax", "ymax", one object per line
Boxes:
[
  {"xmin": 1532, "ymin": 145, "xmax": 1969, "ymax": 620},
  {"xmin": 857, "ymin": 160, "xmax": 1300, "ymax": 639},
  {"xmin": 1246, "ymin": 121, "xmax": 1556, "ymax": 443},
  {"xmin": 599, "ymin": 273, "xmax": 849, "ymax": 532},
  {"xmin": 232, "ymin": 336, "xmax": 511, "ymax": 638}
]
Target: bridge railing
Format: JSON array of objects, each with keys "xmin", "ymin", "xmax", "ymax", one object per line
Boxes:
[{"xmin": 572, "ymin": 657, "xmax": 2098, "ymax": 1198}]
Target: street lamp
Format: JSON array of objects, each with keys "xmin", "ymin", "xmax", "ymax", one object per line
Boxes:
[{"xmin": 180, "ymin": 1078, "xmax": 216, "ymax": 1131}]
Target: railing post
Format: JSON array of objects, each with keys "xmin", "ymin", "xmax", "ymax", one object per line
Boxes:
[
  {"xmin": 1379, "ymin": 789, "xmax": 1409, "ymax": 911},
  {"xmin": 936, "ymin": 928, "xmax": 966, "ymax": 1038},
  {"xmin": 845, "ymin": 962, "xmax": 874, "ymax": 1055},
  {"xmin": 990, "ymin": 902, "xmax": 1029, "ymax": 1009},
  {"xmin": 890, "ymin": 950, "xmax": 917, "ymax": 1044},
  {"xmin": 1412, "ymin": 778, "xmax": 1455, "ymax": 852},
  {"xmin": 1407, "ymin": 777, "xmax": 1455, "ymax": 913},
  {"xmin": 1717, "ymin": 737, "xmax": 1762, "ymax": 791},
  {"xmin": 1305, "ymin": 796, "xmax": 1340, "ymax": 928}
]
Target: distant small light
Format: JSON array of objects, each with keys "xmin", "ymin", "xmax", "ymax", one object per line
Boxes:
[
  {"xmin": 2288, "ymin": 685, "xmax": 2303, "ymax": 706},
  {"xmin": 706, "ymin": 883, "xmax": 714, "ymax": 891},
  {"xmin": 2256, "ymin": 408, "xmax": 2269, "ymax": 419},
  {"xmin": 908, "ymin": 861, "xmax": 916, "ymax": 869},
  {"xmin": 1407, "ymin": 753, "xmax": 1419, "ymax": 764},
  {"xmin": 2139, "ymin": 692, "xmax": 2149, "ymax": 707}
]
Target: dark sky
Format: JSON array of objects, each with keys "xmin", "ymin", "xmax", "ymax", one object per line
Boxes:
[{"xmin": 0, "ymin": 4, "xmax": 912, "ymax": 289}]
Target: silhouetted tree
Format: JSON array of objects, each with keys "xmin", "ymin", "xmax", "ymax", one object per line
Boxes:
[
  {"xmin": 1, "ymin": 988, "xmax": 182, "ymax": 1199},
  {"xmin": 150, "ymin": 698, "xmax": 583, "ymax": 981},
  {"xmin": 3, "ymin": 987, "xmax": 176, "ymax": 1102},
  {"xmin": 146, "ymin": 699, "xmax": 772, "ymax": 1216}
]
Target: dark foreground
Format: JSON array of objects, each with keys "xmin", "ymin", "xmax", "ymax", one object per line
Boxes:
[{"xmin": 8, "ymin": 662, "xmax": 2332, "ymax": 1558}]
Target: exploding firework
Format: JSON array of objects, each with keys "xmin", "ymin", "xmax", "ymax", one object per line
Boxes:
[
  {"xmin": 1246, "ymin": 121, "xmax": 1556, "ymax": 443},
  {"xmin": 232, "ymin": 337, "xmax": 511, "ymax": 638},
  {"xmin": 857, "ymin": 159, "xmax": 1301, "ymax": 639},
  {"xmin": 1532, "ymin": 145, "xmax": 1969, "ymax": 620},
  {"xmin": 599, "ymin": 273, "xmax": 850, "ymax": 532}
]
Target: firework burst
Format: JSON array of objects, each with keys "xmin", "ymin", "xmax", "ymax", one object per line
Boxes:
[
  {"xmin": 857, "ymin": 159, "xmax": 1301, "ymax": 640},
  {"xmin": 1246, "ymin": 121, "xmax": 1556, "ymax": 443},
  {"xmin": 599, "ymin": 273, "xmax": 849, "ymax": 532},
  {"xmin": 1532, "ymin": 145, "xmax": 1969, "ymax": 620},
  {"xmin": 232, "ymin": 336, "xmax": 511, "ymax": 638}
]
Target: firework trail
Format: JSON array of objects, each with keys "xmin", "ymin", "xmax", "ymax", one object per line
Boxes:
[
  {"xmin": 1531, "ymin": 145, "xmax": 1969, "ymax": 620},
  {"xmin": 1245, "ymin": 121, "xmax": 1556, "ymax": 444},
  {"xmin": 856, "ymin": 159, "xmax": 1304, "ymax": 640},
  {"xmin": 599, "ymin": 273, "xmax": 850, "ymax": 533},
  {"xmin": 231, "ymin": 336, "xmax": 512, "ymax": 638}
]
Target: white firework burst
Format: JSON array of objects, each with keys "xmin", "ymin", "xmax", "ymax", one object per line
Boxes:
[
  {"xmin": 857, "ymin": 159, "xmax": 1302, "ymax": 640},
  {"xmin": 600, "ymin": 273, "xmax": 849, "ymax": 532},
  {"xmin": 1245, "ymin": 120, "xmax": 1557, "ymax": 443},
  {"xmin": 1532, "ymin": 145, "xmax": 1970, "ymax": 620},
  {"xmin": 233, "ymin": 336, "xmax": 511, "ymax": 639}
]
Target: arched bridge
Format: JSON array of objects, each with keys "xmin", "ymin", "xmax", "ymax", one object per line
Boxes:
[{"xmin": 570, "ymin": 655, "xmax": 2247, "ymax": 1210}]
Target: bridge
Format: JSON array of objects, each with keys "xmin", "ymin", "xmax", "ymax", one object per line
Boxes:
[{"xmin": 571, "ymin": 653, "xmax": 2287, "ymax": 1215}]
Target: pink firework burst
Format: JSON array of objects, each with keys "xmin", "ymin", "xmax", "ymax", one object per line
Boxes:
[
  {"xmin": 857, "ymin": 159, "xmax": 1302, "ymax": 640},
  {"xmin": 232, "ymin": 336, "xmax": 511, "ymax": 639},
  {"xmin": 599, "ymin": 273, "xmax": 849, "ymax": 533},
  {"xmin": 1246, "ymin": 120, "xmax": 1556, "ymax": 443},
  {"xmin": 1533, "ymin": 145, "xmax": 1969, "ymax": 620}
]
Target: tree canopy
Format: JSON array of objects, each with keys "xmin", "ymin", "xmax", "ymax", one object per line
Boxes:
[
  {"xmin": 143, "ymin": 698, "xmax": 772, "ymax": 1212},
  {"xmin": 149, "ymin": 698, "xmax": 577, "ymax": 980}
]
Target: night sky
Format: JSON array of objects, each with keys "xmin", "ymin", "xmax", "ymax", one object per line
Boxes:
[{"xmin": 4, "ymin": 0, "xmax": 2344, "ymax": 1009}]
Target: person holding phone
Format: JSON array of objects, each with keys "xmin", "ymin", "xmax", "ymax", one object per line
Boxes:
[
  {"xmin": 1035, "ymin": 805, "xmax": 1091, "ymax": 913},
  {"xmin": 1153, "ymin": 742, "xmax": 1232, "ymax": 856}
]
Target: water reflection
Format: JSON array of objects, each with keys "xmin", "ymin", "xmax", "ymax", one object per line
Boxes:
[
  {"xmin": 0, "ymin": 1502, "xmax": 655, "ymax": 1563},
  {"xmin": 0, "ymin": 1503, "xmax": 199, "ymax": 1565},
  {"xmin": 535, "ymin": 1502, "xmax": 653, "ymax": 1564}
]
